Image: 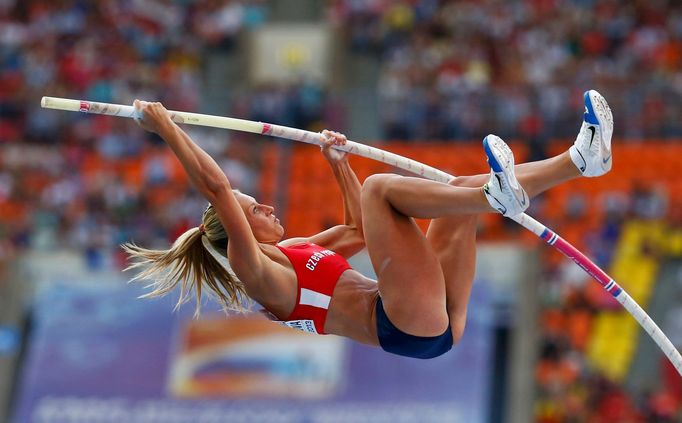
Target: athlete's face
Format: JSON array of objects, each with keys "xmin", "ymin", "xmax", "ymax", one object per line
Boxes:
[{"xmin": 235, "ymin": 192, "xmax": 284, "ymax": 244}]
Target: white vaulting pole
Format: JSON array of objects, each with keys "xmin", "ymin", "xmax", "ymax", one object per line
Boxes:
[
  {"xmin": 41, "ymin": 96, "xmax": 682, "ymax": 376},
  {"xmin": 41, "ymin": 97, "xmax": 453, "ymax": 183}
]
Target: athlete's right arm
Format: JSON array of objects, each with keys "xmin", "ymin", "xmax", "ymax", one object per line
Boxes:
[{"xmin": 133, "ymin": 100, "xmax": 266, "ymax": 280}]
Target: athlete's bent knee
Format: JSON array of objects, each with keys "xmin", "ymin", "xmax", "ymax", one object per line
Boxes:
[{"xmin": 362, "ymin": 173, "xmax": 398, "ymax": 197}]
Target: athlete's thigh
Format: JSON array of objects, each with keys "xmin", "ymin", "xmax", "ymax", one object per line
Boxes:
[
  {"xmin": 425, "ymin": 214, "xmax": 478, "ymax": 342},
  {"xmin": 362, "ymin": 176, "xmax": 449, "ymax": 336}
]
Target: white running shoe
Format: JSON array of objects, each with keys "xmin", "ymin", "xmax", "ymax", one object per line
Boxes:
[
  {"xmin": 482, "ymin": 135, "xmax": 529, "ymax": 217},
  {"xmin": 569, "ymin": 90, "xmax": 614, "ymax": 177}
]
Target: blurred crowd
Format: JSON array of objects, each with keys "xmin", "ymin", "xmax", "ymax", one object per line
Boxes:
[
  {"xmin": 2, "ymin": 1, "xmax": 682, "ymax": 421},
  {"xmin": 0, "ymin": 0, "xmax": 270, "ymax": 267},
  {"xmin": 329, "ymin": 0, "xmax": 682, "ymax": 141}
]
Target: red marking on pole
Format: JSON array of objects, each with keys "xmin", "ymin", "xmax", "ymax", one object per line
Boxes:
[
  {"xmin": 262, "ymin": 123, "xmax": 271, "ymax": 135},
  {"xmin": 79, "ymin": 101, "xmax": 90, "ymax": 113}
]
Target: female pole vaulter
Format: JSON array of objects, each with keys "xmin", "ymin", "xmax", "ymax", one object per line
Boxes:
[{"xmin": 124, "ymin": 91, "xmax": 612, "ymax": 359}]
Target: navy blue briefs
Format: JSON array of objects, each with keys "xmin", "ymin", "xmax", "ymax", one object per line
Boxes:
[{"xmin": 375, "ymin": 296, "xmax": 453, "ymax": 359}]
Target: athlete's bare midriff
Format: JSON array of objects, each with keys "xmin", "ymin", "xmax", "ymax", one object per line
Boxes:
[
  {"xmin": 324, "ymin": 269, "xmax": 381, "ymax": 346},
  {"xmin": 256, "ymin": 244, "xmax": 380, "ymax": 342}
]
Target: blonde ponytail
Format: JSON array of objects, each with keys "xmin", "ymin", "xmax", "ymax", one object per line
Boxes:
[{"xmin": 122, "ymin": 204, "xmax": 248, "ymax": 317}]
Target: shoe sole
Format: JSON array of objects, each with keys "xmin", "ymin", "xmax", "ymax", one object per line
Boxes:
[
  {"xmin": 585, "ymin": 90, "xmax": 614, "ymax": 164},
  {"xmin": 483, "ymin": 135, "xmax": 505, "ymax": 173},
  {"xmin": 483, "ymin": 135, "xmax": 527, "ymax": 208}
]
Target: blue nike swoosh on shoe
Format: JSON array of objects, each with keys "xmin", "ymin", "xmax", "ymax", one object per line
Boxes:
[{"xmin": 603, "ymin": 154, "xmax": 612, "ymax": 164}]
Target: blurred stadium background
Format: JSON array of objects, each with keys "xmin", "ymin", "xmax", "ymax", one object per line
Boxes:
[{"xmin": 1, "ymin": 0, "xmax": 682, "ymax": 422}]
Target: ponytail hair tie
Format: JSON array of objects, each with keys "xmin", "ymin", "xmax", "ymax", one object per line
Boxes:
[{"xmin": 198, "ymin": 224, "xmax": 206, "ymax": 235}]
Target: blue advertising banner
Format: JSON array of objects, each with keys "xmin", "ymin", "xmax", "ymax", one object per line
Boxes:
[{"xmin": 13, "ymin": 276, "xmax": 494, "ymax": 423}]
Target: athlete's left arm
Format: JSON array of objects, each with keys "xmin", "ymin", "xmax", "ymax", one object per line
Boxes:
[{"xmin": 281, "ymin": 130, "xmax": 365, "ymax": 258}]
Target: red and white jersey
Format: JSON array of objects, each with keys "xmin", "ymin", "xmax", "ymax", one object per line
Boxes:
[{"xmin": 274, "ymin": 242, "xmax": 352, "ymax": 334}]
